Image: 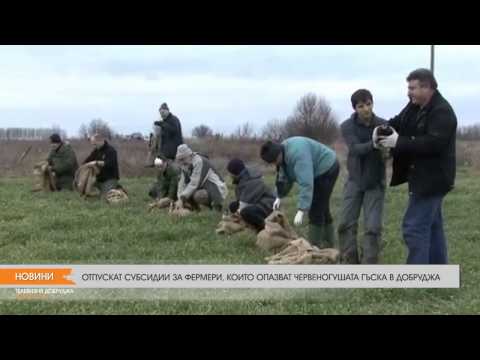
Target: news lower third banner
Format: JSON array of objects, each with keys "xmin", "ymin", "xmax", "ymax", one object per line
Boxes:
[{"xmin": 0, "ymin": 265, "xmax": 460, "ymax": 289}]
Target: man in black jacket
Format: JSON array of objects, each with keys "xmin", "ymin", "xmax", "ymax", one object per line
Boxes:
[
  {"xmin": 83, "ymin": 133, "xmax": 121, "ymax": 195},
  {"xmin": 154, "ymin": 103, "xmax": 183, "ymax": 160},
  {"xmin": 374, "ymin": 68, "xmax": 457, "ymax": 264}
]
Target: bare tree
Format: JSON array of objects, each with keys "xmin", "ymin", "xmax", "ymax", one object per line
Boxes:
[
  {"xmin": 232, "ymin": 121, "xmax": 255, "ymax": 140},
  {"xmin": 78, "ymin": 123, "xmax": 89, "ymax": 139},
  {"xmin": 261, "ymin": 118, "xmax": 286, "ymax": 142},
  {"xmin": 87, "ymin": 118, "xmax": 115, "ymax": 140},
  {"xmin": 283, "ymin": 93, "xmax": 339, "ymax": 145},
  {"xmin": 192, "ymin": 124, "xmax": 213, "ymax": 139},
  {"xmin": 458, "ymin": 124, "xmax": 480, "ymax": 141}
]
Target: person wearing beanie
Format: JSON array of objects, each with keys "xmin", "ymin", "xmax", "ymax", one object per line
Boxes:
[
  {"xmin": 227, "ymin": 158, "xmax": 275, "ymax": 232},
  {"xmin": 153, "ymin": 102, "xmax": 184, "ymax": 160},
  {"xmin": 175, "ymin": 144, "xmax": 228, "ymax": 212},
  {"xmin": 145, "ymin": 121, "xmax": 163, "ymax": 168},
  {"xmin": 50, "ymin": 133, "xmax": 62, "ymax": 144},
  {"xmin": 260, "ymin": 136, "xmax": 340, "ymax": 249},
  {"xmin": 46, "ymin": 133, "xmax": 79, "ymax": 191}
]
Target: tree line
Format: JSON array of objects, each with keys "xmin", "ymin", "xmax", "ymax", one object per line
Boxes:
[
  {"xmin": 0, "ymin": 126, "xmax": 66, "ymax": 140},
  {"xmin": 192, "ymin": 93, "xmax": 340, "ymax": 145}
]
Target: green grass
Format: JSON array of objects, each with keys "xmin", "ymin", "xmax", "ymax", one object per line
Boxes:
[{"xmin": 0, "ymin": 167, "xmax": 479, "ymax": 314}]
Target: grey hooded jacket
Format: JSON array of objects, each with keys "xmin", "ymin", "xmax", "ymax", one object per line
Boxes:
[{"xmin": 234, "ymin": 167, "xmax": 275, "ymax": 214}]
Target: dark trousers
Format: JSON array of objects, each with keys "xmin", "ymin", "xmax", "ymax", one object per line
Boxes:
[
  {"xmin": 55, "ymin": 175, "xmax": 75, "ymax": 191},
  {"xmin": 403, "ymin": 194, "xmax": 448, "ymax": 264},
  {"xmin": 95, "ymin": 179, "xmax": 119, "ymax": 196},
  {"xmin": 241, "ymin": 205, "xmax": 271, "ymax": 231},
  {"xmin": 229, "ymin": 201, "xmax": 271, "ymax": 231},
  {"xmin": 309, "ymin": 160, "xmax": 340, "ymax": 226}
]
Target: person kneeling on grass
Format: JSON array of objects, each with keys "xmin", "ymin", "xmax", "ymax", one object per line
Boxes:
[
  {"xmin": 46, "ymin": 133, "xmax": 79, "ymax": 191},
  {"xmin": 226, "ymin": 158, "xmax": 275, "ymax": 233},
  {"xmin": 148, "ymin": 156, "xmax": 180, "ymax": 207},
  {"xmin": 83, "ymin": 133, "xmax": 123, "ymax": 197},
  {"xmin": 174, "ymin": 144, "xmax": 228, "ymax": 212}
]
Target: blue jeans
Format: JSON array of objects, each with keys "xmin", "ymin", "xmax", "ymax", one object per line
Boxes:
[{"xmin": 402, "ymin": 194, "xmax": 448, "ymax": 264}]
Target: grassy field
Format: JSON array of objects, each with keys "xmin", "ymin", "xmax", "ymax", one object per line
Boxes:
[{"xmin": 0, "ymin": 167, "xmax": 479, "ymax": 314}]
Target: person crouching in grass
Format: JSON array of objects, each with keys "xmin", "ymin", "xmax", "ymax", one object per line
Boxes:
[{"xmin": 226, "ymin": 158, "xmax": 275, "ymax": 233}]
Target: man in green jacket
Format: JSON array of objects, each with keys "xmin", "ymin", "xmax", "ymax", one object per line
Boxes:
[
  {"xmin": 148, "ymin": 156, "xmax": 180, "ymax": 203},
  {"xmin": 47, "ymin": 133, "xmax": 79, "ymax": 191},
  {"xmin": 260, "ymin": 136, "xmax": 340, "ymax": 249}
]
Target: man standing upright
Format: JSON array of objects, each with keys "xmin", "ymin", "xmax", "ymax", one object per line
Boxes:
[
  {"xmin": 154, "ymin": 103, "xmax": 183, "ymax": 160},
  {"xmin": 374, "ymin": 68, "xmax": 457, "ymax": 264},
  {"xmin": 338, "ymin": 89, "xmax": 387, "ymax": 264}
]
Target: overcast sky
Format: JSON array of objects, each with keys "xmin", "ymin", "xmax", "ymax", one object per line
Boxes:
[{"xmin": 0, "ymin": 45, "xmax": 478, "ymax": 138}]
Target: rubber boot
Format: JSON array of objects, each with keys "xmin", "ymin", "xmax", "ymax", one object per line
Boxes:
[
  {"xmin": 309, "ymin": 224, "xmax": 324, "ymax": 248},
  {"xmin": 322, "ymin": 222, "xmax": 336, "ymax": 249}
]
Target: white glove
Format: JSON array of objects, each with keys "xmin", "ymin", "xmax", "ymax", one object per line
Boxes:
[
  {"xmin": 154, "ymin": 158, "xmax": 164, "ymax": 168},
  {"xmin": 379, "ymin": 128, "xmax": 399, "ymax": 148},
  {"xmin": 273, "ymin": 198, "xmax": 281, "ymax": 210},
  {"xmin": 372, "ymin": 126, "xmax": 380, "ymax": 149},
  {"xmin": 294, "ymin": 210, "xmax": 304, "ymax": 226}
]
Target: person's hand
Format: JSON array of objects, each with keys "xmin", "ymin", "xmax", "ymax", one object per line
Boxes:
[
  {"xmin": 294, "ymin": 210, "xmax": 304, "ymax": 226},
  {"xmin": 177, "ymin": 197, "xmax": 187, "ymax": 209},
  {"xmin": 96, "ymin": 161, "xmax": 105, "ymax": 167},
  {"xmin": 379, "ymin": 128, "xmax": 399, "ymax": 148},
  {"xmin": 86, "ymin": 161, "xmax": 97, "ymax": 168},
  {"xmin": 154, "ymin": 158, "xmax": 164, "ymax": 168},
  {"xmin": 174, "ymin": 199, "xmax": 183, "ymax": 210},
  {"xmin": 273, "ymin": 198, "xmax": 281, "ymax": 210},
  {"xmin": 154, "ymin": 120, "xmax": 164, "ymax": 127}
]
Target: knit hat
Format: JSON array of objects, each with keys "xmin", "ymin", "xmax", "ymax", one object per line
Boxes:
[
  {"xmin": 260, "ymin": 141, "xmax": 282, "ymax": 163},
  {"xmin": 175, "ymin": 144, "xmax": 193, "ymax": 160},
  {"xmin": 227, "ymin": 158, "xmax": 245, "ymax": 176},
  {"xmin": 159, "ymin": 103, "xmax": 169, "ymax": 111},
  {"xmin": 50, "ymin": 133, "xmax": 62, "ymax": 144}
]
